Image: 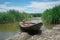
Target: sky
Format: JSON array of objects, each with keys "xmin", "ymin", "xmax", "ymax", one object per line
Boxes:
[{"xmin": 0, "ymin": 0, "xmax": 60, "ymax": 13}]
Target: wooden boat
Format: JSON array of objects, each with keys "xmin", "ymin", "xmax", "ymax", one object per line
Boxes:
[{"xmin": 19, "ymin": 17, "xmax": 43, "ymax": 35}]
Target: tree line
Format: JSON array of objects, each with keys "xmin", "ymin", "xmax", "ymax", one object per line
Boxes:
[{"xmin": 30, "ymin": 13, "xmax": 42, "ymax": 17}]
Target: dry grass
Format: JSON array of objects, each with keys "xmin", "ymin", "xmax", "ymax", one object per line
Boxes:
[{"xmin": 43, "ymin": 22, "xmax": 55, "ymax": 29}]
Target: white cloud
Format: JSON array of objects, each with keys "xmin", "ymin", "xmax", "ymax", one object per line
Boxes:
[
  {"xmin": 0, "ymin": 2, "xmax": 11, "ymax": 9},
  {"xmin": 1, "ymin": 6, "xmax": 25, "ymax": 12},
  {"xmin": 25, "ymin": 1, "xmax": 60, "ymax": 13},
  {"xmin": 0, "ymin": 4, "xmax": 6, "ymax": 8},
  {"xmin": 6, "ymin": 7, "xmax": 26, "ymax": 12},
  {"xmin": 0, "ymin": 2, "xmax": 26, "ymax": 12},
  {"xmin": 0, "ymin": 1, "xmax": 60, "ymax": 13},
  {"xmin": 27, "ymin": 1, "xmax": 60, "ymax": 8}
]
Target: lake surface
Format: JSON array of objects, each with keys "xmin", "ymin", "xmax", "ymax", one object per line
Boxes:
[
  {"xmin": 0, "ymin": 22, "xmax": 19, "ymax": 40},
  {"xmin": 0, "ymin": 31, "xmax": 19, "ymax": 40}
]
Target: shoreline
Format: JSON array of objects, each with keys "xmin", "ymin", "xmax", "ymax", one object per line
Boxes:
[{"xmin": 5, "ymin": 28, "xmax": 60, "ymax": 40}]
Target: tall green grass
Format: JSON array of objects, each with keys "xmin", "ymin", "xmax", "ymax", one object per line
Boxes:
[
  {"xmin": 0, "ymin": 10, "xmax": 32, "ymax": 24},
  {"xmin": 42, "ymin": 5, "xmax": 60, "ymax": 29}
]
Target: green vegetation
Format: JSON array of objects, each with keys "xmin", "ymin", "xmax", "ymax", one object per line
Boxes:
[
  {"xmin": 0, "ymin": 13, "xmax": 15, "ymax": 24},
  {"xmin": 0, "ymin": 10, "xmax": 32, "ymax": 24},
  {"xmin": 42, "ymin": 5, "xmax": 60, "ymax": 28}
]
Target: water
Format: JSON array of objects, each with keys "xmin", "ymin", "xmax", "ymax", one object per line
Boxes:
[
  {"xmin": 0, "ymin": 29, "xmax": 19, "ymax": 40},
  {"xmin": 0, "ymin": 31, "xmax": 19, "ymax": 40},
  {"xmin": 0, "ymin": 17, "xmax": 43, "ymax": 40},
  {"xmin": 30, "ymin": 17, "xmax": 42, "ymax": 23},
  {"xmin": 0, "ymin": 22, "xmax": 19, "ymax": 40}
]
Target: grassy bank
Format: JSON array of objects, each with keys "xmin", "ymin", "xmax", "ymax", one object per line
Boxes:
[{"xmin": 0, "ymin": 22, "xmax": 19, "ymax": 32}]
